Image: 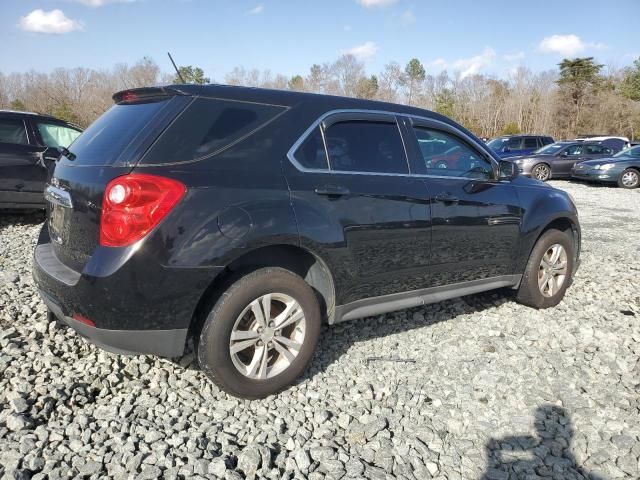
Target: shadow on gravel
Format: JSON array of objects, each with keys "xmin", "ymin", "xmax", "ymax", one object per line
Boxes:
[
  {"xmin": 0, "ymin": 209, "xmax": 46, "ymax": 226},
  {"xmin": 481, "ymin": 404, "xmax": 604, "ymax": 480},
  {"xmin": 301, "ymin": 288, "xmax": 513, "ymax": 381}
]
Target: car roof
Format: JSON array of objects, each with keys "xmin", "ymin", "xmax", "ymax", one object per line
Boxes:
[
  {"xmin": 116, "ymin": 83, "xmax": 460, "ymax": 124},
  {"xmin": 0, "ymin": 109, "xmax": 82, "ymax": 129}
]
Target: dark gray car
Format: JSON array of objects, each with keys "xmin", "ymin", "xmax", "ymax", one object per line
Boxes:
[{"xmin": 511, "ymin": 142, "xmax": 614, "ymax": 181}]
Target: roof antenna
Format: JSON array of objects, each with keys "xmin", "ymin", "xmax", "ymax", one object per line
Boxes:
[{"xmin": 167, "ymin": 52, "xmax": 186, "ymax": 84}]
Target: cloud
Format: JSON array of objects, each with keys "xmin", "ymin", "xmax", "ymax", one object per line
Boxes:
[
  {"xmin": 503, "ymin": 51, "xmax": 525, "ymax": 62},
  {"xmin": 400, "ymin": 9, "xmax": 416, "ymax": 26},
  {"xmin": 357, "ymin": 0, "xmax": 397, "ymax": 7},
  {"xmin": 340, "ymin": 41, "xmax": 379, "ymax": 61},
  {"xmin": 429, "ymin": 48, "xmax": 496, "ymax": 79},
  {"xmin": 74, "ymin": 0, "xmax": 136, "ymax": 6},
  {"xmin": 246, "ymin": 4, "xmax": 264, "ymax": 15},
  {"xmin": 538, "ymin": 34, "xmax": 607, "ymax": 56},
  {"xmin": 18, "ymin": 9, "xmax": 82, "ymax": 34}
]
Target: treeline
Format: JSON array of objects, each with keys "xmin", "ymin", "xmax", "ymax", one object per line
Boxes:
[{"xmin": 1, "ymin": 55, "xmax": 639, "ymax": 140}]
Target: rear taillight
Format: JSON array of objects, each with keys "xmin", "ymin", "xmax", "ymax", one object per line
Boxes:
[{"xmin": 100, "ymin": 174, "xmax": 186, "ymax": 247}]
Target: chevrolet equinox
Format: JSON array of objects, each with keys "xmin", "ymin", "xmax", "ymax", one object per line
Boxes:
[{"xmin": 34, "ymin": 85, "xmax": 581, "ymax": 398}]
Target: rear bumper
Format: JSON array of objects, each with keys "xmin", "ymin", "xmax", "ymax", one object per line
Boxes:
[
  {"xmin": 33, "ymin": 224, "xmax": 223, "ymax": 358},
  {"xmin": 41, "ymin": 289, "xmax": 187, "ymax": 357}
]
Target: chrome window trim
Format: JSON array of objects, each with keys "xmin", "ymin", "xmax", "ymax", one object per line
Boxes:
[{"xmin": 286, "ymin": 108, "xmax": 499, "ymax": 180}]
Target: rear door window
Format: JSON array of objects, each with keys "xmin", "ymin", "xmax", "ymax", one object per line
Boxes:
[
  {"xmin": 523, "ymin": 137, "xmax": 538, "ymax": 149},
  {"xmin": 507, "ymin": 137, "xmax": 523, "ymax": 150},
  {"xmin": 0, "ymin": 118, "xmax": 28, "ymax": 145},
  {"xmin": 323, "ymin": 120, "xmax": 408, "ymax": 174},
  {"xmin": 142, "ymin": 98, "xmax": 286, "ymax": 165},
  {"xmin": 293, "ymin": 127, "xmax": 329, "ymax": 169}
]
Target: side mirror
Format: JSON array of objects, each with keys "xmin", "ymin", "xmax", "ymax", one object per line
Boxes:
[
  {"xmin": 498, "ymin": 160, "xmax": 517, "ymax": 180},
  {"xmin": 41, "ymin": 146, "xmax": 62, "ymax": 162},
  {"xmin": 502, "ymin": 146, "xmax": 510, "ymax": 153},
  {"xmin": 560, "ymin": 151, "xmax": 569, "ymax": 157}
]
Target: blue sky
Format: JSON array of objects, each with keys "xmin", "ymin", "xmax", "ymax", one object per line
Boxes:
[{"xmin": 1, "ymin": 0, "xmax": 639, "ymax": 80}]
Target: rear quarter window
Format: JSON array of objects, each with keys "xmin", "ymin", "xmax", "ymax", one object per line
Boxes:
[{"xmin": 141, "ymin": 97, "xmax": 286, "ymax": 165}]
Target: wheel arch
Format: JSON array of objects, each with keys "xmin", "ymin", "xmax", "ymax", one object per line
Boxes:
[{"xmin": 188, "ymin": 244, "xmax": 336, "ymax": 339}]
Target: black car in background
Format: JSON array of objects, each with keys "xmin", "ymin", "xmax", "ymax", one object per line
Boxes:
[
  {"xmin": 33, "ymin": 85, "xmax": 581, "ymax": 398},
  {"xmin": 572, "ymin": 145, "xmax": 640, "ymax": 189},
  {"xmin": 0, "ymin": 110, "xmax": 82, "ymax": 209},
  {"xmin": 510, "ymin": 141, "xmax": 614, "ymax": 181}
]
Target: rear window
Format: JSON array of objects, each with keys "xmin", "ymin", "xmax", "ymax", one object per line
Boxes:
[
  {"xmin": 142, "ymin": 97, "xmax": 286, "ymax": 165},
  {"xmin": 64, "ymin": 97, "xmax": 174, "ymax": 166}
]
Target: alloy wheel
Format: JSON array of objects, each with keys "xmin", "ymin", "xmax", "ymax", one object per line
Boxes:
[
  {"xmin": 538, "ymin": 244, "xmax": 568, "ymax": 298},
  {"xmin": 229, "ymin": 293, "xmax": 306, "ymax": 380},
  {"xmin": 533, "ymin": 164, "xmax": 550, "ymax": 181},
  {"xmin": 621, "ymin": 170, "xmax": 639, "ymax": 188}
]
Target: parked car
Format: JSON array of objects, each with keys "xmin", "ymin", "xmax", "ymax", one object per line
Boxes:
[
  {"xmin": 487, "ymin": 135, "xmax": 554, "ymax": 158},
  {"xmin": 0, "ymin": 110, "xmax": 82, "ymax": 209},
  {"xmin": 571, "ymin": 145, "xmax": 640, "ymax": 189},
  {"xmin": 575, "ymin": 135, "xmax": 630, "ymax": 153},
  {"xmin": 511, "ymin": 141, "xmax": 615, "ymax": 181},
  {"xmin": 33, "ymin": 85, "xmax": 581, "ymax": 398}
]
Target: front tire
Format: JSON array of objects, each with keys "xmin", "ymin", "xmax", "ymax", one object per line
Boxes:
[
  {"xmin": 532, "ymin": 163, "xmax": 551, "ymax": 182},
  {"xmin": 197, "ymin": 267, "xmax": 321, "ymax": 399},
  {"xmin": 516, "ymin": 229, "xmax": 574, "ymax": 309},
  {"xmin": 618, "ymin": 168, "xmax": 640, "ymax": 189}
]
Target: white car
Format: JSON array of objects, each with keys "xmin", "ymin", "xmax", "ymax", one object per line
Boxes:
[{"xmin": 574, "ymin": 136, "xmax": 630, "ymax": 152}]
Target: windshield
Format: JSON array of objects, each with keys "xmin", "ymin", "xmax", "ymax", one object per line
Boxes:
[
  {"xmin": 487, "ymin": 137, "xmax": 507, "ymax": 149},
  {"xmin": 534, "ymin": 143, "xmax": 566, "ymax": 155},
  {"xmin": 613, "ymin": 145, "xmax": 640, "ymax": 159},
  {"xmin": 63, "ymin": 97, "xmax": 175, "ymax": 166}
]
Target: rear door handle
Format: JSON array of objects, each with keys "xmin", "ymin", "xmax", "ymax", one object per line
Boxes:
[
  {"xmin": 314, "ymin": 186, "xmax": 350, "ymax": 197},
  {"xmin": 434, "ymin": 194, "xmax": 459, "ymax": 204}
]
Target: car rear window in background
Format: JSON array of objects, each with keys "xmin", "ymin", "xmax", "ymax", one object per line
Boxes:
[
  {"xmin": 0, "ymin": 118, "xmax": 28, "ymax": 145},
  {"xmin": 324, "ymin": 120, "xmax": 408, "ymax": 174},
  {"xmin": 65, "ymin": 97, "xmax": 173, "ymax": 166},
  {"xmin": 142, "ymin": 98, "xmax": 286, "ymax": 165},
  {"xmin": 294, "ymin": 127, "xmax": 329, "ymax": 169},
  {"xmin": 37, "ymin": 122, "xmax": 81, "ymax": 148}
]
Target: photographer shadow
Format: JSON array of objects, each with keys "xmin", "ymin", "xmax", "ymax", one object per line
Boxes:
[{"xmin": 481, "ymin": 404, "xmax": 603, "ymax": 480}]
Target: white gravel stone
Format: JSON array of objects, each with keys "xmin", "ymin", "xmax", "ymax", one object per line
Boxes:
[{"xmin": 1, "ymin": 183, "xmax": 639, "ymax": 479}]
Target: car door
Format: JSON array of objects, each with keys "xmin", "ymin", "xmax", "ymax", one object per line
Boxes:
[
  {"xmin": 406, "ymin": 118, "xmax": 522, "ymax": 286},
  {"xmin": 504, "ymin": 137, "xmax": 523, "ymax": 157},
  {"xmin": 554, "ymin": 144, "xmax": 584, "ymax": 176},
  {"xmin": 0, "ymin": 116, "xmax": 47, "ymax": 207},
  {"xmin": 285, "ymin": 111, "xmax": 432, "ymax": 306}
]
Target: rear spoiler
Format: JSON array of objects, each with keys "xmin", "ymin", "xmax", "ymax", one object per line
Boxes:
[{"xmin": 112, "ymin": 86, "xmax": 194, "ymax": 104}]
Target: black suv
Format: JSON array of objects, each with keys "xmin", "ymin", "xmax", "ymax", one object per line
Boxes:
[
  {"xmin": 33, "ymin": 85, "xmax": 580, "ymax": 398},
  {"xmin": 0, "ymin": 110, "xmax": 82, "ymax": 209}
]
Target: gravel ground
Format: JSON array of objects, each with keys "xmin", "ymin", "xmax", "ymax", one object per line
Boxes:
[{"xmin": 1, "ymin": 181, "xmax": 639, "ymax": 480}]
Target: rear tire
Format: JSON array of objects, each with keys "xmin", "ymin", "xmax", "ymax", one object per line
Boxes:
[
  {"xmin": 618, "ymin": 168, "xmax": 640, "ymax": 189},
  {"xmin": 197, "ymin": 267, "xmax": 321, "ymax": 399},
  {"xmin": 516, "ymin": 229, "xmax": 574, "ymax": 309}
]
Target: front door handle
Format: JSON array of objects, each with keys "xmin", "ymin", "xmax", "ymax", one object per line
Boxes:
[
  {"xmin": 315, "ymin": 186, "xmax": 350, "ymax": 197},
  {"xmin": 434, "ymin": 193, "xmax": 459, "ymax": 204}
]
